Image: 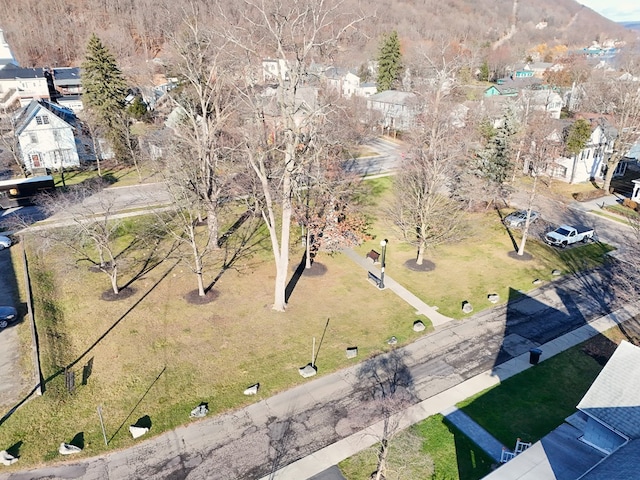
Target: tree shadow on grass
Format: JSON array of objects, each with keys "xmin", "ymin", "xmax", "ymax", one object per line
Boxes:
[
  {"xmin": 442, "ymin": 418, "xmax": 496, "ymax": 480},
  {"xmin": 109, "ymin": 368, "xmax": 165, "ymax": 444},
  {"xmin": 205, "ymin": 211, "xmax": 266, "ymax": 293},
  {"xmin": 0, "ymin": 261, "xmax": 179, "ymax": 427}
]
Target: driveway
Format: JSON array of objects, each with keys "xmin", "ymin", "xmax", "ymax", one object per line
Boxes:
[{"xmin": 0, "ymin": 244, "xmax": 26, "ymax": 408}]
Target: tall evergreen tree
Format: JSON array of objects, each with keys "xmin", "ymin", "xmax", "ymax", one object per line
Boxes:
[
  {"xmin": 81, "ymin": 34, "xmax": 131, "ymax": 162},
  {"xmin": 376, "ymin": 31, "xmax": 402, "ymax": 92},
  {"xmin": 474, "ymin": 106, "xmax": 519, "ymax": 203}
]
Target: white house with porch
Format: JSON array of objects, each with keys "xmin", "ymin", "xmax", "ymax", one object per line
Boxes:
[
  {"xmin": 550, "ymin": 118, "xmax": 616, "ymax": 184},
  {"xmin": 15, "ymin": 99, "xmax": 81, "ymax": 173}
]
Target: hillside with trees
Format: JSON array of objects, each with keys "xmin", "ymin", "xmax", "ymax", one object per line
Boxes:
[{"xmin": 0, "ymin": 0, "xmax": 632, "ymax": 74}]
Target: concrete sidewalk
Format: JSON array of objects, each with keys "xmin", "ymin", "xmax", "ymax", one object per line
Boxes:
[
  {"xmin": 260, "ymin": 304, "xmax": 640, "ymax": 480},
  {"xmin": 341, "ymin": 248, "xmax": 453, "ymax": 327}
]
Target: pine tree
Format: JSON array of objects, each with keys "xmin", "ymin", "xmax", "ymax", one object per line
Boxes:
[
  {"xmin": 81, "ymin": 34, "xmax": 131, "ymax": 162},
  {"xmin": 376, "ymin": 31, "xmax": 402, "ymax": 92}
]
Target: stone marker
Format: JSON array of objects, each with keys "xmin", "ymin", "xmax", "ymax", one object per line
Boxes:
[
  {"xmin": 387, "ymin": 336, "xmax": 397, "ymax": 345},
  {"xmin": 552, "ymin": 269, "xmax": 561, "ymax": 276},
  {"xmin": 299, "ymin": 363, "xmax": 317, "ymax": 378},
  {"xmin": 129, "ymin": 425, "xmax": 149, "ymax": 439},
  {"xmin": 462, "ymin": 302, "xmax": 473, "ymax": 314},
  {"xmin": 59, "ymin": 443, "xmax": 82, "ymax": 455},
  {"xmin": 532, "ymin": 278, "xmax": 542, "ymax": 285},
  {"xmin": 346, "ymin": 347, "xmax": 358, "ymax": 358},
  {"xmin": 0, "ymin": 451, "xmax": 17, "ymax": 466},
  {"xmin": 244, "ymin": 383, "xmax": 260, "ymax": 395},
  {"xmin": 190, "ymin": 404, "xmax": 209, "ymax": 418},
  {"xmin": 488, "ymin": 294, "xmax": 499, "ymax": 303},
  {"xmin": 413, "ymin": 321, "xmax": 425, "ymax": 332}
]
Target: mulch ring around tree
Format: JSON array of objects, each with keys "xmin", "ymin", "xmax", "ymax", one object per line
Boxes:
[
  {"xmin": 302, "ymin": 262, "xmax": 328, "ymax": 277},
  {"xmin": 101, "ymin": 287, "xmax": 136, "ymax": 302},
  {"xmin": 184, "ymin": 288, "xmax": 219, "ymax": 305},
  {"xmin": 404, "ymin": 259, "xmax": 435, "ymax": 272},
  {"xmin": 507, "ymin": 250, "xmax": 534, "ymax": 261}
]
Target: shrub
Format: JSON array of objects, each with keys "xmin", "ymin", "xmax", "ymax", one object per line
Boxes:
[
  {"xmin": 572, "ymin": 189, "xmax": 607, "ymax": 202},
  {"xmin": 622, "ymin": 198, "xmax": 638, "ymax": 210}
]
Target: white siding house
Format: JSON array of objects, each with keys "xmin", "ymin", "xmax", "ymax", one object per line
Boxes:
[
  {"xmin": 15, "ymin": 100, "xmax": 81, "ymax": 172},
  {"xmin": 367, "ymin": 90, "xmax": 417, "ymax": 131},
  {"xmin": 551, "ymin": 118, "xmax": 616, "ymax": 184}
]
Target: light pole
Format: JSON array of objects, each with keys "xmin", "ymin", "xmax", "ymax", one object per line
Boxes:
[{"xmin": 379, "ymin": 239, "xmax": 388, "ymax": 289}]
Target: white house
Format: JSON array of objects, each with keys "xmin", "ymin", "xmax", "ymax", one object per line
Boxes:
[
  {"xmin": 324, "ymin": 67, "xmax": 377, "ymax": 98},
  {"xmin": 14, "ymin": 100, "xmax": 81, "ymax": 172},
  {"xmin": 550, "ymin": 117, "xmax": 616, "ymax": 184},
  {"xmin": 262, "ymin": 58, "xmax": 289, "ymax": 83},
  {"xmin": 367, "ymin": 90, "xmax": 417, "ymax": 131},
  {"xmin": 520, "ymin": 89, "xmax": 564, "ymax": 119}
]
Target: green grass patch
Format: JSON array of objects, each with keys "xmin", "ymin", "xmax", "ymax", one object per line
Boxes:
[
  {"xmin": 339, "ymin": 415, "xmax": 493, "ymax": 480},
  {"xmin": 52, "ymin": 163, "xmax": 161, "ymax": 188},
  {"xmin": 603, "ymin": 203, "xmax": 639, "ymax": 219},
  {"xmin": 457, "ymin": 337, "xmax": 611, "ymax": 446}
]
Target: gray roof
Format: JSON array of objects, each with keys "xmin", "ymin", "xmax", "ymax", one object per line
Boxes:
[
  {"xmin": 579, "ymin": 439, "xmax": 640, "ymax": 479},
  {"xmin": 368, "ymin": 90, "xmax": 416, "ymax": 105},
  {"xmin": 14, "ymin": 99, "xmax": 75, "ymax": 135},
  {"xmin": 0, "ymin": 66, "xmax": 45, "ymax": 80},
  {"xmin": 53, "ymin": 67, "xmax": 81, "ymax": 85},
  {"xmin": 577, "ymin": 341, "xmax": 640, "ymax": 439}
]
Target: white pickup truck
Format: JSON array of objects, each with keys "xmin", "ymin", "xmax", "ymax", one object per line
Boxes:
[{"xmin": 545, "ymin": 225, "xmax": 596, "ymax": 247}]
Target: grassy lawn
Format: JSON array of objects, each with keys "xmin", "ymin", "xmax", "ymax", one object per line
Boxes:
[
  {"xmin": 458, "ymin": 328, "xmax": 629, "ymax": 448},
  {"xmin": 0, "ymin": 174, "xmax": 617, "ymax": 469},
  {"xmin": 339, "ymin": 416, "xmax": 494, "ymax": 480},
  {"xmin": 0, "ymin": 215, "xmax": 422, "ymax": 464},
  {"xmin": 52, "ymin": 162, "xmax": 161, "ymax": 188},
  {"xmin": 339, "ymin": 326, "xmax": 635, "ymax": 480},
  {"xmin": 356, "ymin": 177, "xmax": 614, "ymax": 319}
]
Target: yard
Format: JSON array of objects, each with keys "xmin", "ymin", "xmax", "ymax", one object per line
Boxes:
[
  {"xmin": 339, "ymin": 324, "xmax": 636, "ymax": 480},
  {"xmin": 0, "ymin": 174, "xmax": 616, "ymax": 469}
]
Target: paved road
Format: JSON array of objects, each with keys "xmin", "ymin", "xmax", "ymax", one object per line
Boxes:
[
  {"xmin": 0, "ymin": 265, "xmax": 622, "ymax": 480},
  {"xmin": 0, "ymin": 246, "xmax": 28, "ymax": 409},
  {"xmin": 344, "ymin": 137, "xmax": 403, "ymax": 176}
]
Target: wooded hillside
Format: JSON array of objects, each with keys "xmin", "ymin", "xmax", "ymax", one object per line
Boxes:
[{"xmin": 0, "ymin": 0, "xmax": 632, "ymax": 73}]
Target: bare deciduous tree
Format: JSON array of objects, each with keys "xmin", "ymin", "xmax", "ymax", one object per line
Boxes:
[
  {"xmin": 516, "ymin": 112, "xmax": 562, "ymax": 256},
  {"xmin": 391, "ymin": 42, "xmax": 470, "ymax": 265},
  {"xmin": 33, "ymin": 183, "xmax": 126, "ymax": 295},
  {"xmin": 166, "ymin": 12, "xmax": 239, "ymax": 248},
  {"xmin": 222, "ymin": 0, "xmax": 365, "ymax": 311}
]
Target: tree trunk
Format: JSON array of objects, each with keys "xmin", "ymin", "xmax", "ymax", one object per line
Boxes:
[
  {"xmin": 190, "ymin": 227, "xmax": 206, "ymax": 297},
  {"xmin": 517, "ymin": 175, "xmax": 538, "ymax": 256},
  {"xmin": 375, "ymin": 439, "xmax": 389, "ymax": 480},
  {"xmin": 305, "ymin": 227, "xmax": 312, "ymax": 269},
  {"xmin": 110, "ymin": 265, "xmax": 119, "ymax": 295},
  {"xmin": 602, "ymin": 152, "xmax": 621, "ymax": 193},
  {"xmin": 416, "ymin": 241, "xmax": 425, "ymax": 265}
]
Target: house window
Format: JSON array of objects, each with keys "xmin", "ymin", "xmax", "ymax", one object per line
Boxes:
[
  {"xmin": 53, "ymin": 130, "xmax": 62, "ymax": 142},
  {"xmin": 29, "ymin": 133, "xmax": 38, "ymax": 143},
  {"xmin": 35, "ymin": 115, "xmax": 49, "ymax": 125}
]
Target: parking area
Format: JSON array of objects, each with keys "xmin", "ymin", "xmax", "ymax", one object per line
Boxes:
[{"xmin": 0, "ymin": 244, "xmax": 28, "ymax": 408}]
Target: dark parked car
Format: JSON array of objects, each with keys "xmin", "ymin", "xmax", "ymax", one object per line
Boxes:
[
  {"xmin": 504, "ymin": 210, "xmax": 540, "ymax": 228},
  {"xmin": 0, "ymin": 306, "xmax": 17, "ymax": 329}
]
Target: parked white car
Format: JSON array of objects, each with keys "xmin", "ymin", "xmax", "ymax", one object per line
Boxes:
[{"xmin": 0, "ymin": 235, "xmax": 11, "ymax": 250}]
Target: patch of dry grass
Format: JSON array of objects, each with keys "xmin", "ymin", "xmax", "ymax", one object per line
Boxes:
[{"xmin": 0, "ymin": 220, "xmax": 421, "ymax": 465}]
